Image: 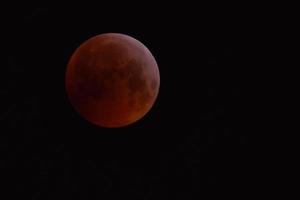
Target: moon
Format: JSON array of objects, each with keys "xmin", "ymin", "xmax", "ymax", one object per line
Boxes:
[{"xmin": 65, "ymin": 33, "xmax": 160, "ymax": 128}]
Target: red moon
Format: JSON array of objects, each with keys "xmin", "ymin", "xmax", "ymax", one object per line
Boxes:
[{"xmin": 65, "ymin": 33, "xmax": 160, "ymax": 128}]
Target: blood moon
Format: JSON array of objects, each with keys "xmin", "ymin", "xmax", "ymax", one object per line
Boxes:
[{"xmin": 65, "ymin": 33, "xmax": 160, "ymax": 128}]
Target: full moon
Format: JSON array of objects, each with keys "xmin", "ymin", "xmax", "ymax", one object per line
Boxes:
[{"xmin": 65, "ymin": 33, "xmax": 160, "ymax": 128}]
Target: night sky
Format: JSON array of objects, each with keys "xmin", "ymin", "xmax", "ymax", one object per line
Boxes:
[{"xmin": 1, "ymin": 2, "xmax": 249, "ymax": 199}]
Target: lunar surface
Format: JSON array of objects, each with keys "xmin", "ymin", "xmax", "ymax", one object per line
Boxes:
[{"xmin": 65, "ymin": 33, "xmax": 160, "ymax": 128}]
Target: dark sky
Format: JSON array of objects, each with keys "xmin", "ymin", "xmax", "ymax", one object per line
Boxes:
[{"xmin": 1, "ymin": 2, "xmax": 250, "ymax": 199}]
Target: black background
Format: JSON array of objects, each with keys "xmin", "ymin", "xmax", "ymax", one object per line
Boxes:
[{"xmin": 1, "ymin": 2, "xmax": 249, "ymax": 199}]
